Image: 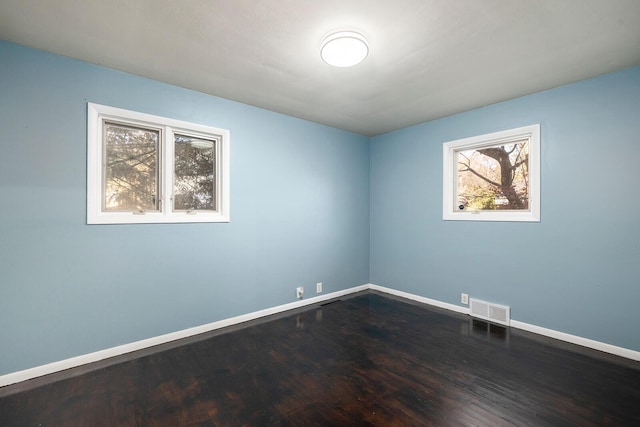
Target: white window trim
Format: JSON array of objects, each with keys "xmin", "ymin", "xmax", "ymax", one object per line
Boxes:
[
  {"xmin": 442, "ymin": 124, "xmax": 540, "ymax": 222},
  {"xmin": 87, "ymin": 103, "xmax": 230, "ymax": 224}
]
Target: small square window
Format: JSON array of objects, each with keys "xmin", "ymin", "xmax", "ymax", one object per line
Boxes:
[
  {"xmin": 87, "ymin": 103, "xmax": 230, "ymax": 224},
  {"xmin": 443, "ymin": 124, "xmax": 540, "ymax": 222}
]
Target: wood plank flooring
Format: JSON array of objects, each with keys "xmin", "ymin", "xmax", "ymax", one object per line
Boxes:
[{"xmin": 1, "ymin": 291, "xmax": 639, "ymax": 426}]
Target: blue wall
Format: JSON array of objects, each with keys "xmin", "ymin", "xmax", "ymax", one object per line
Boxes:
[
  {"xmin": 370, "ymin": 66, "xmax": 640, "ymax": 351},
  {"xmin": 0, "ymin": 41, "xmax": 371, "ymax": 375},
  {"xmin": 1, "ymin": 39, "xmax": 639, "ymax": 377}
]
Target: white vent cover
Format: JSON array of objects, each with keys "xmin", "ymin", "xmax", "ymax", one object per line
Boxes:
[{"xmin": 469, "ymin": 298, "xmax": 510, "ymax": 326}]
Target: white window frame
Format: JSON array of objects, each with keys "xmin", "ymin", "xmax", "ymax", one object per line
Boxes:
[
  {"xmin": 87, "ymin": 103, "xmax": 230, "ymax": 224},
  {"xmin": 442, "ymin": 124, "xmax": 540, "ymax": 222}
]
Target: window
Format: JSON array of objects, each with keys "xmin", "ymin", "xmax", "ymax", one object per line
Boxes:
[
  {"xmin": 87, "ymin": 103, "xmax": 230, "ymax": 224},
  {"xmin": 443, "ymin": 124, "xmax": 540, "ymax": 222}
]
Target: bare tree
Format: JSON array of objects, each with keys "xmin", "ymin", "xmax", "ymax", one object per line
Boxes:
[{"xmin": 458, "ymin": 142, "xmax": 528, "ymax": 210}]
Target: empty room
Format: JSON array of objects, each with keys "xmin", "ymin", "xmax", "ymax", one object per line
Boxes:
[{"xmin": 1, "ymin": 1, "xmax": 639, "ymax": 425}]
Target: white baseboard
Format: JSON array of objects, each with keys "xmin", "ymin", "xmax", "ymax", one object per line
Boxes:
[
  {"xmin": 0, "ymin": 284, "xmax": 370, "ymax": 388},
  {"xmin": 2, "ymin": 283, "xmax": 638, "ymax": 388},
  {"xmin": 370, "ymin": 284, "xmax": 640, "ymax": 362},
  {"xmin": 509, "ymin": 320, "xmax": 640, "ymax": 362},
  {"xmin": 368, "ymin": 284, "xmax": 470, "ymax": 315}
]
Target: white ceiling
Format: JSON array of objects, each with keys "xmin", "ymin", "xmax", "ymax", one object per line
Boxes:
[{"xmin": 1, "ymin": 0, "xmax": 639, "ymax": 136}]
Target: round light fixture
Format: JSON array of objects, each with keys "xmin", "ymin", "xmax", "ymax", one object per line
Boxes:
[{"xmin": 320, "ymin": 31, "xmax": 369, "ymax": 67}]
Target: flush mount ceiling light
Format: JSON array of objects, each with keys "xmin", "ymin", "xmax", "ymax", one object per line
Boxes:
[{"xmin": 320, "ymin": 31, "xmax": 369, "ymax": 67}]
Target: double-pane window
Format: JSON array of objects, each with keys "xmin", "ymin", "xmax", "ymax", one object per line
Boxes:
[{"xmin": 88, "ymin": 103, "xmax": 230, "ymax": 224}]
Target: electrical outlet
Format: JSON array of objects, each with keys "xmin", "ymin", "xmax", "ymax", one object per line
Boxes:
[
  {"xmin": 461, "ymin": 293, "xmax": 469, "ymax": 305},
  {"xmin": 296, "ymin": 286, "xmax": 304, "ymax": 299},
  {"xmin": 316, "ymin": 282, "xmax": 323, "ymax": 293}
]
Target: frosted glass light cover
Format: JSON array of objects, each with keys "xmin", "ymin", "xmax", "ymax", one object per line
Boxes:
[{"xmin": 321, "ymin": 31, "xmax": 369, "ymax": 67}]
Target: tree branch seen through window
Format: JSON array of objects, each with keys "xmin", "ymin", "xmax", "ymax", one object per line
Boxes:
[{"xmin": 456, "ymin": 140, "xmax": 529, "ymax": 211}]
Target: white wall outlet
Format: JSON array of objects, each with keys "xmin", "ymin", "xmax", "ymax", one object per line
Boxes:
[
  {"xmin": 296, "ymin": 286, "xmax": 304, "ymax": 299},
  {"xmin": 316, "ymin": 282, "xmax": 323, "ymax": 293},
  {"xmin": 461, "ymin": 293, "xmax": 469, "ymax": 305}
]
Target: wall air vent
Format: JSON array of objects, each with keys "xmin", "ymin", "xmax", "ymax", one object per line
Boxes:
[{"xmin": 469, "ymin": 298, "xmax": 510, "ymax": 326}]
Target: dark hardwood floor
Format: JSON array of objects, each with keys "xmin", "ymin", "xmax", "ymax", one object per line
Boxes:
[{"xmin": 1, "ymin": 291, "xmax": 639, "ymax": 426}]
